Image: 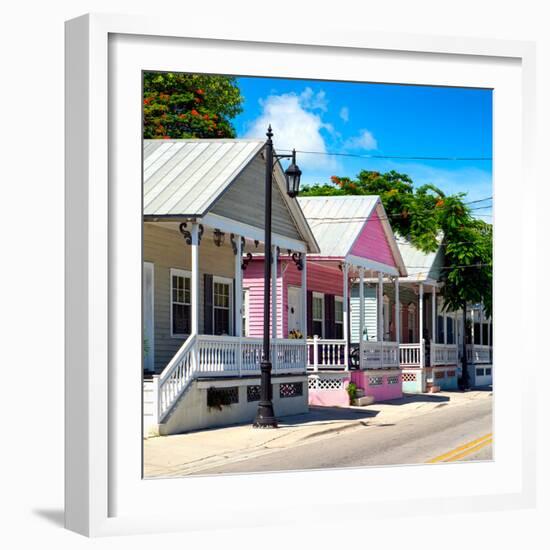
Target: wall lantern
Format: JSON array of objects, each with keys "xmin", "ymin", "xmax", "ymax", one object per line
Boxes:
[{"xmin": 213, "ymin": 229, "xmax": 225, "ymax": 247}]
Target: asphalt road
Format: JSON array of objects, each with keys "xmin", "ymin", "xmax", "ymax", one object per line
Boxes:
[{"xmin": 197, "ymin": 396, "xmax": 493, "ymax": 475}]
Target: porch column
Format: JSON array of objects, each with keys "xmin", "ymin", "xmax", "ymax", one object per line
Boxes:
[
  {"xmin": 443, "ymin": 303, "xmax": 448, "ymax": 345},
  {"xmin": 378, "ymin": 272, "xmax": 384, "ymax": 341},
  {"xmin": 431, "ymin": 285, "xmax": 436, "ymax": 343},
  {"xmin": 234, "ymin": 235, "xmax": 243, "ymax": 337},
  {"xmin": 191, "ymin": 223, "xmax": 200, "ymax": 335},
  {"xmin": 418, "ymin": 283, "xmax": 424, "ymax": 368},
  {"xmin": 301, "ymin": 254, "xmax": 307, "ymax": 337},
  {"xmin": 359, "ymin": 268, "xmax": 365, "ymax": 344},
  {"xmin": 455, "ymin": 312, "xmax": 459, "ymax": 364},
  {"xmin": 343, "ymin": 262, "xmax": 349, "ymax": 370},
  {"xmin": 394, "ymin": 278, "xmax": 400, "ymax": 345},
  {"xmin": 271, "ymin": 245, "xmax": 278, "ymax": 339}
]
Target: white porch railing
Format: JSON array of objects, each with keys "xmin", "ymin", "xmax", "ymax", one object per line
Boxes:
[
  {"xmin": 431, "ymin": 342, "xmax": 459, "ymax": 366},
  {"xmin": 152, "ymin": 335, "xmax": 307, "ymax": 423},
  {"xmin": 467, "ymin": 344, "xmax": 492, "ymax": 364},
  {"xmin": 307, "ymin": 337, "xmax": 347, "ymax": 370},
  {"xmin": 360, "ymin": 341, "xmax": 400, "ymax": 369},
  {"xmin": 399, "ymin": 343, "xmax": 421, "ymax": 367}
]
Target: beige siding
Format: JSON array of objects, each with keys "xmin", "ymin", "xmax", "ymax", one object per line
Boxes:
[
  {"xmin": 144, "ymin": 223, "xmax": 236, "ymax": 372},
  {"xmin": 211, "ymin": 156, "xmax": 302, "ymax": 241}
]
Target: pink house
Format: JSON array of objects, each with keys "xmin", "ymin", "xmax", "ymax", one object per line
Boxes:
[{"xmin": 243, "ymin": 195, "xmax": 407, "ymax": 407}]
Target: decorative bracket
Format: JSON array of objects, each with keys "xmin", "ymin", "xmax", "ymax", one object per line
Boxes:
[
  {"xmin": 241, "ymin": 252, "xmax": 253, "ymax": 270},
  {"xmin": 291, "ymin": 252, "xmax": 304, "ymax": 271},
  {"xmin": 179, "ymin": 222, "xmax": 192, "ymax": 245},
  {"xmin": 230, "ymin": 233, "xmax": 238, "ymax": 255},
  {"xmin": 179, "ymin": 222, "xmax": 204, "ymax": 245}
]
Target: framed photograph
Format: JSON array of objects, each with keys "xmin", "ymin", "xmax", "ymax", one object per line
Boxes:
[{"xmin": 65, "ymin": 13, "xmax": 536, "ymax": 537}]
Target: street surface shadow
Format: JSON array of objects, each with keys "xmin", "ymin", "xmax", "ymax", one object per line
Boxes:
[
  {"xmin": 279, "ymin": 406, "xmax": 379, "ymax": 426},
  {"xmin": 380, "ymin": 393, "xmax": 451, "ymax": 406}
]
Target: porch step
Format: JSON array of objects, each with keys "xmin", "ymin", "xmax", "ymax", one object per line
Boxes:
[{"xmin": 353, "ymin": 395, "xmax": 375, "ymax": 407}]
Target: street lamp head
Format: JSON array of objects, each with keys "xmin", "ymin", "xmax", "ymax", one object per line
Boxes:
[{"xmin": 285, "ymin": 149, "xmax": 302, "ymax": 198}]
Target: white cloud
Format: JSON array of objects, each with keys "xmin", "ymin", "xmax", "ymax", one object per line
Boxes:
[
  {"xmin": 344, "ymin": 129, "xmax": 378, "ymax": 150},
  {"xmin": 244, "ymin": 89, "xmax": 337, "ymax": 171},
  {"xmin": 339, "ymin": 106, "xmax": 349, "ymax": 122},
  {"xmin": 299, "ymin": 87, "xmax": 328, "ymax": 111}
]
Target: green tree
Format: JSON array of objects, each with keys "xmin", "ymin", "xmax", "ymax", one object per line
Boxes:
[
  {"xmin": 143, "ymin": 73, "xmax": 243, "ymax": 139},
  {"xmin": 301, "ymin": 170, "xmax": 492, "ymax": 390}
]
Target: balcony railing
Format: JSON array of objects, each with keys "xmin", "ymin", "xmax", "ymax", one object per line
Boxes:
[
  {"xmin": 360, "ymin": 341, "xmax": 400, "ymax": 369},
  {"xmin": 399, "ymin": 343, "xmax": 421, "ymax": 367},
  {"xmin": 430, "ymin": 342, "xmax": 458, "ymax": 366},
  {"xmin": 467, "ymin": 344, "xmax": 492, "ymax": 364},
  {"xmin": 151, "ymin": 334, "xmax": 307, "ymax": 424},
  {"xmin": 307, "ymin": 337, "xmax": 347, "ymax": 371}
]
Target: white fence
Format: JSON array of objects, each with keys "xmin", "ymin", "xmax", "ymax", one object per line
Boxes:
[
  {"xmin": 151, "ymin": 335, "xmax": 306, "ymax": 423},
  {"xmin": 308, "ymin": 371, "xmax": 349, "ymax": 390},
  {"xmin": 360, "ymin": 341, "xmax": 400, "ymax": 369},
  {"xmin": 399, "ymin": 343, "xmax": 421, "ymax": 367},
  {"xmin": 307, "ymin": 337, "xmax": 347, "ymax": 370},
  {"xmin": 431, "ymin": 342, "xmax": 458, "ymax": 366},
  {"xmin": 467, "ymin": 344, "xmax": 492, "ymax": 364}
]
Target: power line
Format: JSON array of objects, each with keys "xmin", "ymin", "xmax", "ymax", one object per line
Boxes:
[
  {"xmin": 278, "ymin": 148, "xmax": 492, "ymax": 162},
  {"xmin": 465, "ymin": 196, "xmax": 493, "ymax": 205}
]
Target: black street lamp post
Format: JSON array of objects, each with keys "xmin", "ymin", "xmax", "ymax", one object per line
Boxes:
[{"xmin": 254, "ymin": 125, "xmax": 302, "ymax": 428}]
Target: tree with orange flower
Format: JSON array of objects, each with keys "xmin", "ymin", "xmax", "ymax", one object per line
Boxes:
[{"xmin": 143, "ymin": 72, "xmax": 243, "ymax": 139}]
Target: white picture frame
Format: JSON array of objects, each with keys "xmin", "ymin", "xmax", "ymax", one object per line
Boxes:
[{"xmin": 65, "ymin": 13, "xmax": 536, "ymax": 537}]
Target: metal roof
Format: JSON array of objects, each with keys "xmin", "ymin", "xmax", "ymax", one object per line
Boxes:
[
  {"xmin": 297, "ymin": 195, "xmax": 379, "ymax": 257},
  {"xmin": 143, "ymin": 139, "xmax": 264, "ymax": 217},
  {"xmin": 397, "ymin": 236, "xmax": 444, "ymax": 282}
]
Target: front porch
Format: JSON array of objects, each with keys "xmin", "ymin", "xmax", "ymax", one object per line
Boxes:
[{"xmin": 142, "ymin": 139, "xmax": 320, "ymax": 435}]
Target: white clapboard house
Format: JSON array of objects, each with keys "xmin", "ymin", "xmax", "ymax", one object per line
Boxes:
[{"xmin": 142, "ymin": 139, "xmax": 319, "ymax": 436}]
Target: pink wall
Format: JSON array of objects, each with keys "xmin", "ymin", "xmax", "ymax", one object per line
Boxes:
[
  {"xmin": 243, "ymin": 259, "xmax": 344, "ymax": 338},
  {"xmin": 350, "ymin": 211, "xmax": 396, "ymax": 267},
  {"xmin": 242, "ymin": 260, "xmax": 283, "ymax": 338},
  {"xmin": 283, "ymin": 259, "xmax": 343, "ymax": 337},
  {"xmin": 351, "ymin": 371, "xmax": 403, "ymax": 401}
]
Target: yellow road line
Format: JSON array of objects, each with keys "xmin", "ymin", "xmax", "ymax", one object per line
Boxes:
[
  {"xmin": 427, "ymin": 433, "xmax": 493, "ymax": 463},
  {"xmin": 445, "ymin": 437, "xmax": 492, "ymax": 462}
]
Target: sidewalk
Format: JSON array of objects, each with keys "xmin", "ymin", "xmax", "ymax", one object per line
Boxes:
[{"xmin": 144, "ymin": 389, "xmax": 492, "ymax": 478}]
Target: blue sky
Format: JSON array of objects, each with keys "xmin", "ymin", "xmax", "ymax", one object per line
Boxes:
[{"xmin": 232, "ymin": 77, "xmax": 493, "ymax": 220}]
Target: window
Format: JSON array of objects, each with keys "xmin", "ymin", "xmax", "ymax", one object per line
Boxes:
[
  {"xmin": 447, "ymin": 316, "xmax": 454, "ymax": 344},
  {"xmin": 482, "ymin": 323, "xmax": 489, "ymax": 346},
  {"xmin": 312, "ymin": 292, "xmax": 324, "ymax": 337},
  {"xmin": 407, "ymin": 303, "xmax": 416, "ymax": 343},
  {"xmin": 383, "ymin": 295, "xmax": 391, "ymax": 341},
  {"xmin": 334, "ymin": 297, "xmax": 344, "ymax": 339},
  {"xmin": 170, "ymin": 269, "xmax": 191, "ymax": 337},
  {"xmin": 213, "ymin": 277, "xmax": 232, "ymax": 335},
  {"xmin": 474, "ymin": 322, "xmax": 481, "ymax": 345},
  {"xmin": 242, "ymin": 288, "xmax": 249, "ymax": 336}
]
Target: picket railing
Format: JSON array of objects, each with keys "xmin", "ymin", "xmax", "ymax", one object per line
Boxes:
[
  {"xmin": 431, "ymin": 342, "xmax": 459, "ymax": 366},
  {"xmin": 151, "ymin": 334, "xmax": 307, "ymax": 423},
  {"xmin": 307, "ymin": 337, "xmax": 348, "ymax": 370},
  {"xmin": 399, "ymin": 343, "xmax": 421, "ymax": 367},
  {"xmin": 467, "ymin": 344, "xmax": 492, "ymax": 364},
  {"xmin": 360, "ymin": 341, "xmax": 400, "ymax": 369}
]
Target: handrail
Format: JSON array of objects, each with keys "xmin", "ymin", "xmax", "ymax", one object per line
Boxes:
[{"xmin": 154, "ymin": 335, "xmax": 307, "ymax": 423}]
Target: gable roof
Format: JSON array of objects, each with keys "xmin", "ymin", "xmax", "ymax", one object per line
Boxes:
[
  {"xmin": 143, "ymin": 139, "xmax": 264, "ymax": 217},
  {"xmin": 297, "ymin": 195, "xmax": 406, "ymax": 276},
  {"xmin": 397, "ymin": 236, "xmax": 444, "ymax": 283},
  {"xmin": 143, "ymin": 139, "xmax": 319, "ymax": 253}
]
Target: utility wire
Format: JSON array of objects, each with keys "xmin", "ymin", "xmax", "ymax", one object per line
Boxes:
[{"xmin": 278, "ymin": 148, "xmax": 492, "ymax": 162}]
